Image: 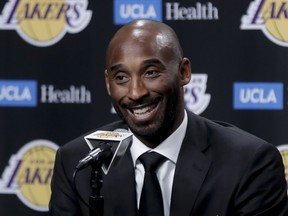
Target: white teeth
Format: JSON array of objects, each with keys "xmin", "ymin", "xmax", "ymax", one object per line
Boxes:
[
  {"xmin": 132, "ymin": 104, "xmax": 156, "ymax": 115},
  {"xmin": 133, "ymin": 106, "xmax": 150, "ymax": 115}
]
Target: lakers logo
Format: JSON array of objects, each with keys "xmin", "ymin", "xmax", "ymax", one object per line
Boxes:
[
  {"xmin": 240, "ymin": 0, "xmax": 288, "ymax": 47},
  {"xmin": 0, "ymin": 140, "xmax": 58, "ymax": 211},
  {"xmin": 184, "ymin": 74, "xmax": 211, "ymax": 115},
  {"xmin": 95, "ymin": 131, "xmax": 122, "ymax": 139},
  {"xmin": 0, "ymin": 0, "xmax": 92, "ymax": 47},
  {"xmin": 277, "ymin": 144, "xmax": 288, "ymax": 192}
]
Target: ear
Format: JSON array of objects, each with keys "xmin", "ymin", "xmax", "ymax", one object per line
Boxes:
[
  {"xmin": 179, "ymin": 57, "xmax": 192, "ymax": 86},
  {"xmin": 104, "ymin": 69, "xmax": 111, "ymax": 96}
]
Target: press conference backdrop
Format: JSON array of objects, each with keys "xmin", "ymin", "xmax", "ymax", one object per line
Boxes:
[{"xmin": 0, "ymin": 0, "xmax": 288, "ymax": 215}]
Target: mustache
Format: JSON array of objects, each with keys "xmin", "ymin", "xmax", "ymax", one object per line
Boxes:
[{"xmin": 122, "ymin": 97, "xmax": 161, "ymax": 108}]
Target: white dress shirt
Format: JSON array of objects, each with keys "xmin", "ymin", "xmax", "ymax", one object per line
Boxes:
[{"xmin": 130, "ymin": 110, "xmax": 188, "ymax": 216}]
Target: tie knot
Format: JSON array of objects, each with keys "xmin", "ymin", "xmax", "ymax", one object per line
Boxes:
[{"xmin": 138, "ymin": 152, "xmax": 165, "ymax": 172}]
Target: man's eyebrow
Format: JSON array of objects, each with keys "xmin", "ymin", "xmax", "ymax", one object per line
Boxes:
[
  {"xmin": 109, "ymin": 64, "xmax": 123, "ymax": 73},
  {"xmin": 142, "ymin": 58, "xmax": 164, "ymax": 66},
  {"xmin": 108, "ymin": 59, "xmax": 165, "ymax": 73}
]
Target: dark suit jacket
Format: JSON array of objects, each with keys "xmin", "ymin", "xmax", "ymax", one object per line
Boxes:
[{"xmin": 49, "ymin": 111, "xmax": 288, "ymax": 216}]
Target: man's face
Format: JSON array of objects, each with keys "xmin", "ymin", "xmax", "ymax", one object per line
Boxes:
[{"xmin": 105, "ymin": 30, "xmax": 188, "ymax": 146}]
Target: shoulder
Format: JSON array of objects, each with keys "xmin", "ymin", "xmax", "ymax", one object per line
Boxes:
[
  {"xmin": 185, "ymin": 111, "xmax": 283, "ymax": 178},
  {"xmin": 186, "ymin": 111, "xmax": 276, "ymax": 154}
]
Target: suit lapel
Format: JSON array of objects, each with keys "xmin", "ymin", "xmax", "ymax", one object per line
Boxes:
[
  {"xmin": 103, "ymin": 151, "xmax": 138, "ymax": 216},
  {"xmin": 170, "ymin": 113, "xmax": 211, "ymax": 216},
  {"xmin": 101, "ymin": 114, "xmax": 211, "ymax": 215}
]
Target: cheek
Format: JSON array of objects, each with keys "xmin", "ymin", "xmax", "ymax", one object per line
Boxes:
[
  {"xmin": 146, "ymin": 76, "xmax": 178, "ymax": 93},
  {"xmin": 109, "ymin": 84, "xmax": 128, "ymax": 101}
]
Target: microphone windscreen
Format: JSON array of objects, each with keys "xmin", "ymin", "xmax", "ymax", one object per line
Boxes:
[{"xmin": 84, "ymin": 129, "xmax": 133, "ymax": 174}]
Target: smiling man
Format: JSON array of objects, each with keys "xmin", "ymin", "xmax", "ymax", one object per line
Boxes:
[
  {"xmin": 49, "ymin": 20, "xmax": 288, "ymax": 216},
  {"xmin": 104, "ymin": 20, "xmax": 190, "ymax": 148}
]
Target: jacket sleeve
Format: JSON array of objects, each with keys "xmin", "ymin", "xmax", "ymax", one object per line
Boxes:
[
  {"xmin": 234, "ymin": 143, "xmax": 288, "ymax": 215},
  {"xmin": 49, "ymin": 148, "xmax": 83, "ymax": 216}
]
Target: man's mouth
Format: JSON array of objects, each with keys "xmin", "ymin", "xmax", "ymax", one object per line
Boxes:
[
  {"xmin": 128, "ymin": 103, "xmax": 158, "ymax": 118},
  {"xmin": 133, "ymin": 104, "xmax": 156, "ymax": 114}
]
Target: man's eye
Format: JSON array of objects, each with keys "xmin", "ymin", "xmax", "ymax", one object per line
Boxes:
[
  {"xmin": 145, "ymin": 70, "xmax": 159, "ymax": 78},
  {"xmin": 114, "ymin": 74, "xmax": 129, "ymax": 83}
]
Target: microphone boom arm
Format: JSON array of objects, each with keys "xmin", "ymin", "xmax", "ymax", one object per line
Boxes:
[{"xmin": 75, "ymin": 142, "xmax": 112, "ymax": 170}]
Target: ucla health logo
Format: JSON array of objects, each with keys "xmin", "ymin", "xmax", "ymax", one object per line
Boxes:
[
  {"xmin": 0, "ymin": 140, "xmax": 58, "ymax": 211},
  {"xmin": 240, "ymin": 0, "xmax": 288, "ymax": 47},
  {"xmin": 0, "ymin": 80, "xmax": 37, "ymax": 107},
  {"xmin": 114, "ymin": 0, "xmax": 162, "ymax": 24},
  {"xmin": 0, "ymin": 0, "xmax": 92, "ymax": 47},
  {"xmin": 233, "ymin": 82, "xmax": 283, "ymax": 110},
  {"xmin": 184, "ymin": 74, "xmax": 211, "ymax": 115}
]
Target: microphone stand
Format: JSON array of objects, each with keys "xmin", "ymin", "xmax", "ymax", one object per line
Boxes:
[
  {"xmin": 76, "ymin": 132, "xmax": 132, "ymax": 216},
  {"xmin": 89, "ymin": 162, "xmax": 104, "ymax": 216},
  {"xmin": 88, "ymin": 143, "xmax": 113, "ymax": 216}
]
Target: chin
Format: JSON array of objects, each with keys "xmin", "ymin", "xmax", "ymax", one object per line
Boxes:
[{"xmin": 127, "ymin": 119, "xmax": 163, "ymax": 137}]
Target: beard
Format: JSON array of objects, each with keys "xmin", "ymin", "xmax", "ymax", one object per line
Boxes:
[{"xmin": 112, "ymin": 87, "xmax": 183, "ymax": 145}]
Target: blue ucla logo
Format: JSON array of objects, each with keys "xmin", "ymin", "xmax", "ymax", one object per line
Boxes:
[
  {"xmin": 233, "ymin": 82, "xmax": 283, "ymax": 110},
  {"xmin": 0, "ymin": 80, "xmax": 37, "ymax": 107},
  {"xmin": 114, "ymin": 0, "xmax": 162, "ymax": 25}
]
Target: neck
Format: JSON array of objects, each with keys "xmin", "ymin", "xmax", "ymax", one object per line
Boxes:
[{"xmin": 136, "ymin": 110, "xmax": 185, "ymax": 148}]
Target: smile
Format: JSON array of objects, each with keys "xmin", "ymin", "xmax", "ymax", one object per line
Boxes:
[
  {"xmin": 128, "ymin": 103, "xmax": 159, "ymax": 120},
  {"xmin": 133, "ymin": 104, "xmax": 156, "ymax": 114}
]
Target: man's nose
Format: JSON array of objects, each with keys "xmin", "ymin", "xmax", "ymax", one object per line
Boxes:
[{"xmin": 127, "ymin": 78, "xmax": 149, "ymax": 101}]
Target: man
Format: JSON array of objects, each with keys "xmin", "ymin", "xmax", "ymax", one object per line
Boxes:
[{"xmin": 49, "ymin": 19, "xmax": 288, "ymax": 216}]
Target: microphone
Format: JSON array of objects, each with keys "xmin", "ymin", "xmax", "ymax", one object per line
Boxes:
[
  {"xmin": 76, "ymin": 129, "xmax": 133, "ymax": 174},
  {"xmin": 75, "ymin": 142, "xmax": 112, "ymax": 170}
]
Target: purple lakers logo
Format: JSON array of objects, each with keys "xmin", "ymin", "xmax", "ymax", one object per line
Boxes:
[
  {"xmin": 0, "ymin": 0, "xmax": 92, "ymax": 47},
  {"xmin": 241, "ymin": 0, "xmax": 288, "ymax": 47},
  {"xmin": 184, "ymin": 74, "xmax": 211, "ymax": 115},
  {"xmin": 0, "ymin": 140, "xmax": 58, "ymax": 211}
]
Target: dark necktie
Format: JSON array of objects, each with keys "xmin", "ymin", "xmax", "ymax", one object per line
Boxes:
[{"xmin": 138, "ymin": 152, "xmax": 165, "ymax": 216}]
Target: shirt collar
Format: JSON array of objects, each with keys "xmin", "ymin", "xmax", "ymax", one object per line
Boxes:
[{"xmin": 130, "ymin": 110, "xmax": 188, "ymax": 166}]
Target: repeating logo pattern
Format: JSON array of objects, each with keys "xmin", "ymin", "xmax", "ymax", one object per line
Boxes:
[
  {"xmin": 184, "ymin": 74, "xmax": 211, "ymax": 115},
  {"xmin": 233, "ymin": 82, "xmax": 283, "ymax": 110},
  {"xmin": 114, "ymin": 0, "xmax": 162, "ymax": 24},
  {"xmin": 0, "ymin": 80, "xmax": 37, "ymax": 107},
  {"xmin": 0, "ymin": 80, "xmax": 92, "ymax": 107},
  {"xmin": 0, "ymin": 0, "xmax": 92, "ymax": 47},
  {"xmin": 113, "ymin": 0, "xmax": 219, "ymax": 24},
  {"xmin": 241, "ymin": 0, "xmax": 288, "ymax": 47},
  {"xmin": 0, "ymin": 140, "xmax": 58, "ymax": 211}
]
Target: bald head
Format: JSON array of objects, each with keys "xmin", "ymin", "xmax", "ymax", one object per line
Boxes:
[
  {"xmin": 104, "ymin": 20, "xmax": 191, "ymax": 146},
  {"xmin": 106, "ymin": 20, "xmax": 183, "ymax": 66}
]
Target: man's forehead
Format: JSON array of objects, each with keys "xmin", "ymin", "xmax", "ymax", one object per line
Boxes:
[
  {"xmin": 110, "ymin": 30, "xmax": 172, "ymax": 56},
  {"xmin": 108, "ymin": 58, "xmax": 165, "ymax": 72},
  {"xmin": 106, "ymin": 23, "xmax": 180, "ymax": 66}
]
